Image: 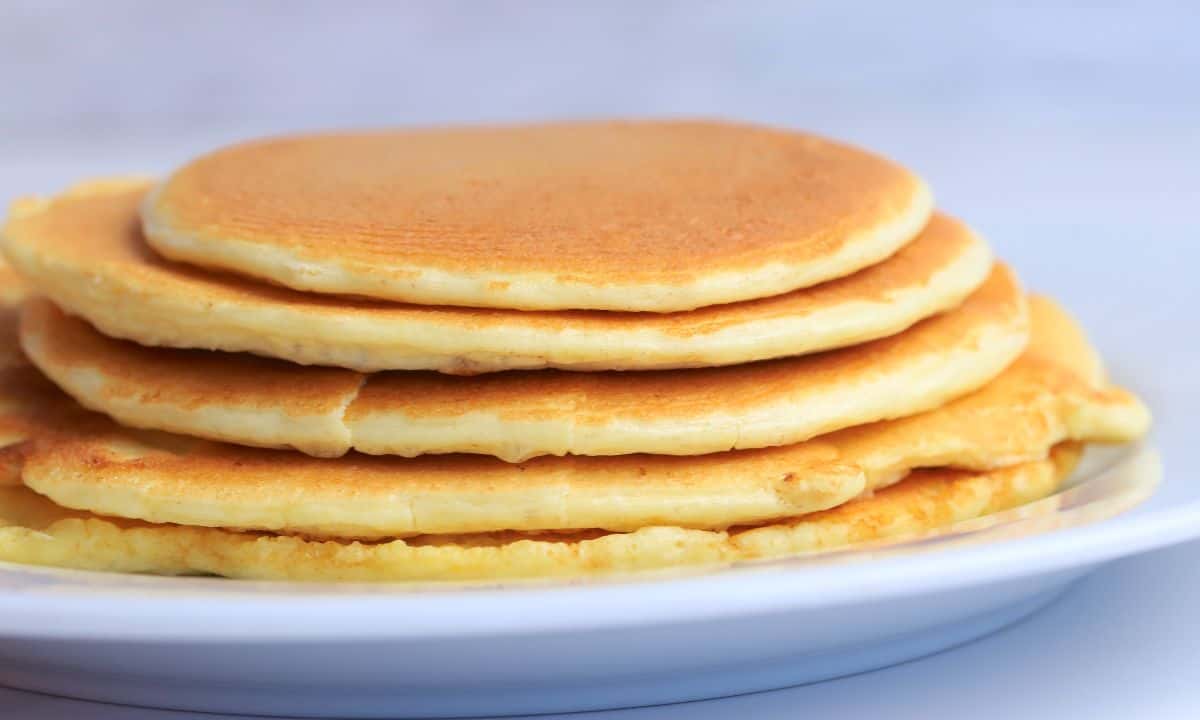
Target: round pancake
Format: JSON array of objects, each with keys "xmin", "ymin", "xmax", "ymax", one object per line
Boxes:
[
  {"xmin": 0, "ymin": 448, "xmax": 1077, "ymax": 582},
  {"xmin": 141, "ymin": 121, "xmax": 933, "ymax": 312},
  {"xmin": 12, "ymin": 297, "xmax": 1150, "ymax": 537},
  {"xmin": 20, "ymin": 265, "xmax": 1028, "ymax": 461},
  {"xmin": 3, "ymin": 180, "xmax": 987, "ymax": 374}
]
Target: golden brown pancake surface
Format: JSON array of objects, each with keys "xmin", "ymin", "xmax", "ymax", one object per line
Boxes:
[{"xmin": 141, "ymin": 121, "xmax": 933, "ymax": 311}]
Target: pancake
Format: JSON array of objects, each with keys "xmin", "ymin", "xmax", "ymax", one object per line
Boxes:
[
  {"xmin": 140, "ymin": 120, "xmax": 934, "ymax": 312},
  {"xmin": 0, "ymin": 447, "xmax": 1077, "ymax": 582},
  {"xmin": 0, "ymin": 366, "xmax": 84, "ymax": 486},
  {"xmin": 0, "ymin": 258, "xmax": 27, "ymax": 372},
  {"xmin": 12, "ymin": 298, "xmax": 1149, "ymax": 537},
  {"xmin": 0, "ymin": 256, "xmax": 26, "ymax": 310},
  {"xmin": 20, "ymin": 265, "xmax": 1028, "ymax": 461},
  {"xmin": 3, "ymin": 180, "xmax": 988, "ymax": 374}
]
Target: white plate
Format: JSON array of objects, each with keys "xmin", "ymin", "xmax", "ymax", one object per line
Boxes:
[{"xmin": 0, "ymin": 441, "xmax": 1187, "ymax": 719}]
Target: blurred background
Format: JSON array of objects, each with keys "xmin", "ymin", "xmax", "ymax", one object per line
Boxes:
[{"xmin": 0, "ymin": 1, "xmax": 1197, "ymax": 357}]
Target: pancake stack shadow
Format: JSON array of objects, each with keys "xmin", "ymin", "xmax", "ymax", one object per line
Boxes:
[{"xmin": 0, "ymin": 120, "xmax": 1150, "ymax": 582}]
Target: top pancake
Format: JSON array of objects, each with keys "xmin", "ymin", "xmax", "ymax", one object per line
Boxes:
[
  {"xmin": 5, "ymin": 179, "xmax": 986, "ymax": 373},
  {"xmin": 141, "ymin": 120, "xmax": 933, "ymax": 311}
]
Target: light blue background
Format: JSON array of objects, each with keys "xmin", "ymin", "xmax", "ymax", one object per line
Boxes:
[{"xmin": 0, "ymin": 2, "xmax": 1198, "ymax": 718}]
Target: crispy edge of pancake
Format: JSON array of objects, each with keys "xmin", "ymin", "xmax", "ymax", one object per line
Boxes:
[{"xmin": 140, "ymin": 123, "xmax": 933, "ymax": 311}]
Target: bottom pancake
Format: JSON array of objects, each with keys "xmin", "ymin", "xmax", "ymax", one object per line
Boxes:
[{"xmin": 0, "ymin": 444, "xmax": 1078, "ymax": 582}]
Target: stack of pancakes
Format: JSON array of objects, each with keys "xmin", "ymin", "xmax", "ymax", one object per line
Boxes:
[{"xmin": 0, "ymin": 121, "xmax": 1149, "ymax": 582}]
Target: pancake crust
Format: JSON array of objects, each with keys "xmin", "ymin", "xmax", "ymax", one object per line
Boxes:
[
  {"xmin": 0, "ymin": 447, "xmax": 1077, "ymax": 582},
  {"xmin": 3, "ymin": 181, "xmax": 988, "ymax": 373},
  {"xmin": 141, "ymin": 121, "xmax": 934, "ymax": 311},
  {"xmin": 21, "ymin": 265, "xmax": 1028, "ymax": 460},
  {"xmin": 12, "ymin": 298, "xmax": 1149, "ymax": 537}
]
